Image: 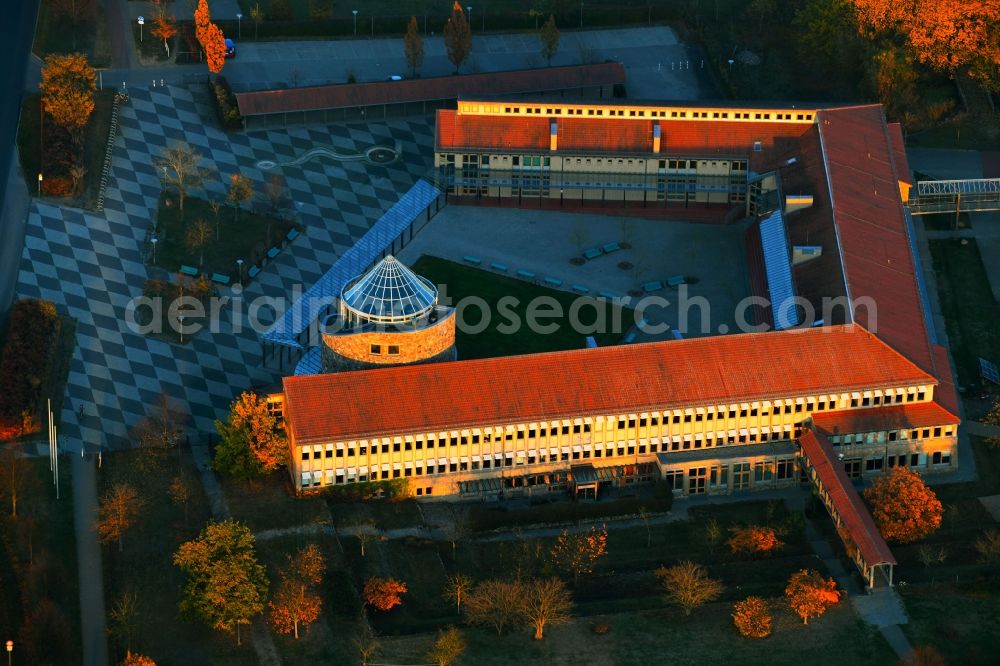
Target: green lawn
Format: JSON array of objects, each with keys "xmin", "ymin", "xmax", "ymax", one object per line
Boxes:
[
  {"xmin": 154, "ymin": 194, "xmax": 299, "ymax": 282},
  {"xmin": 907, "ymin": 114, "xmax": 1000, "ymax": 150},
  {"xmin": 900, "ymin": 581, "xmax": 1000, "ymax": 665},
  {"xmin": 222, "ymin": 471, "xmax": 330, "ymax": 533},
  {"xmin": 410, "ymin": 255, "xmax": 634, "ymax": 359},
  {"xmin": 467, "ymin": 495, "xmax": 672, "ymax": 532},
  {"xmin": 17, "ymin": 90, "xmax": 115, "ymax": 208},
  {"xmin": 326, "ymin": 498, "xmax": 424, "ymax": 531},
  {"xmin": 929, "ymin": 239, "xmax": 1000, "ymax": 388}
]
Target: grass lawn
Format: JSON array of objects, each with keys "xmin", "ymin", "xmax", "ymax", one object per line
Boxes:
[
  {"xmin": 929, "ymin": 239, "xmax": 1000, "ymax": 388},
  {"xmin": 907, "ymin": 114, "xmax": 1000, "ymax": 150},
  {"xmin": 0, "ymin": 457, "xmax": 80, "ymax": 664},
  {"xmin": 326, "ymin": 498, "xmax": 424, "ymax": 531},
  {"xmin": 467, "ymin": 495, "xmax": 672, "ymax": 532},
  {"xmin": 222, "ymin": 471, "xmax": 330, "ymax": 533},
  {"xmin": 900, "ymin": 580, "xmax": 1000, "ymax": 665},
  {"xmin": 410, "ymin": 255, "xmax": 634, "ymax": 359},
  {"xmin": 99, "ymin": 448, "xmax": 253, "ymax": 666},
  {"xmin": 17, "ymin": 90, "xmax": 115, "ymax": 209},
  {"xmin": 376, "ymin": 601, "xmax": 894, "ymax": 666},
  {"xmin": 33, "ymin": 0, "xmax": 112, "ymax": 67},
  {"xmin": 154, "ymin": 194, "xmax": 299, "ymax": 282}
]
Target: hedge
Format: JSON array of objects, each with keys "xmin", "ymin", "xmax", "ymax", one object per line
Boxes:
[
  {"xmin": 469, "ymin": 493, "xmax": 673, "ymax": 532},
  {"xmin": 0, "ymin": 300, "xmax": 61, "ymax": 439}
]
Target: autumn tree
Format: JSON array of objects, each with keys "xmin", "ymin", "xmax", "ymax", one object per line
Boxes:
[
  {"xmin": 439, "ymin": 504, "xmax": 470, "ymax": 560},
  {"xmin": 728, "ymin": 526, "xmax": 784, "ymax": 556},
  {"xmin": 655, "ymin": 561, "xmax": 724, "ymax": 616},
  {"xmin": 443, "ymin": 573, "xmax": 473, "ymax": 615},
  {"xmin": 155, "ymin": 142, "xmax": 209, "ymax": 216},
  {"xmin": 427, "ymin": 626, "xmax": 465, "ymax": 666},
  {"xmin": 403, "ymin": 17, "xmax": 424, "ymax": 77},
  {"xmin": 213, "ymin": 391, "xmax": 287, "ymax": 481},
  {"xmin": 227, "ymin": 173, "xmax": 254, "ymax": 224},
  {"xmin": 168, "ymin": 473, "xmax": 194, "ymax": 524},
  {"xmin": 0, "ymin": 442, "xmax": 29, "ymax": 517},
  {"xmin": 539, "ymin": 15, "xmax": 560, "ymax": 66},
  {"xmin": 732, "ymin": 596, "xmax": 772, "ymax": 638},
  {"xmin": 120, "ymin": 652, "xmax": 157, "ymax": 666},
  {"xmin": 185, "ymin": 218, "xmax": 213, "ymax": 268},
  {"xmin": 869, "ymin": 47, "xmax": 920, "ymax": 128},
  {"xmin": 109, "ymin": 590, "xmax": 139, "ymax": 654},
  {"xmin": 785, "ymin": 569, "xmax": 840, "ymax": 624},
  {"xmin": 364, "ymin": 576, "xmax": 408, "ymax": 612},
  {"xmin": 268, "ymin": 543, "xmax": 325, "ymax": 639},
  {"xmin": 863, "ymin": 466, "xmax": 943, "ymax": 543},
  {"xmin": 353, "ymin": 623, "xmax": 380, "ymax": 666},
  {"xmin": 149, "ymin": 0, "xmax": 177, "ymax": 57},
  {"xmin": 203, "ymin": 22, "xmax": 227, "ymax": 75},
  {"xmin": 443, "ymin": 2, "xmax": 472, "ymax": 73},
  {"xmin": 130, "ymin": 391, "xmax": 184, "ymax": 473},
  {"xmin": 96, "ymin": 483, "xmax": 144, "ymax": 552},
  {"xmin": 523, "ymin": 577, "xmax": 574, "ymax": 640},
  {"xmin": 39, "ymin": 53, "xmax": 96, "ymax": 134},
  {"xmin": 173, "ymin": 520, "xmax": 270, "ymax": 645},
  {"xmin": 549, "ymin": 525, "xmax": 608, "ymax": 585},
  {"xmin": 464, "ymin": 579, "xmax": 525, "ymax": 636},
  {"xmin": 250, "ymin": 2, "xmax": 265, "ymax": 40},
  {"xmin": 349, "ymin": 518, "xmax": 380, "ymax": 557}
]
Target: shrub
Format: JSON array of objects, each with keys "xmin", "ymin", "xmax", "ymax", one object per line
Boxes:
[
  {"xmin": 732, "ymin": 596, "xmax": 772, "ymax": 638},
  {"xmin": 209, "ymin": 76, "xmax": 242, "ymax": 131},
  {"xmin": 975, "ymin": 528, "xmax": 1000, "ymax": 564},
  {"xmin": 42, "ymin": 175, "xmax": 74, "ymax": 197},
  {"xmin": 0, "ymin": 299, "xmax": 61, "ymax": 438},
  {"xmin": 728, "ymin": 526, "xmax": 784, "ymax": 556}
]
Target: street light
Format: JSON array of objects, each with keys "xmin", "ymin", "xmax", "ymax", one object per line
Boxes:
[
  {"xmin": 37, "ymin": 172, "xmax": 42, "ymax": 197},
  {"xmin": 6, "ymin": 640, "xmax": 12, "ymax": 666},
  {"xmin": 178, "ymin": 314, "xmax": 186, "ymax": 344},
  {"xmin": 352, "ymin": 9, "xmax": 358, "ymax": 36},
  {"xmin": 237, "ymin": 258, "xmax": 244, "ymax": 286},
  {"xmin": 137, "ymin": 15, "xmax": 144, "ymax": 42},
  {"xmin": 151, "ymin": 235, "xmax": 158, "ymax": 264},
  {"xmin": 236, "ymin": 13, "xmax": 243, "ymax": 40},
  {"xmin": 467, "ymin": 6, "xmax": 472, "ymax": 31}
]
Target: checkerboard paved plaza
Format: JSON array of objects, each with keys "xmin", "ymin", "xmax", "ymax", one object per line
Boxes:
[{"xmin": 15, "ymin": 84, "xmax": 434, "ymax": 450}]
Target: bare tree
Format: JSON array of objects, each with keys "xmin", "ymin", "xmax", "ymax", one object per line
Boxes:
[
  {"xmin": 655, "ymin": 561, "xmax": 724, "ymax": 616},
  {"xmin": 168, "ymin": 473, "xmax": 194, "ymax": 524},
  {"xmin": 439, "ymin": 505, "xmax": 470, "ymax": 561},
  {"xmin": 349, "ymin": 518, "xmax": 380, "ymax": 558},
  {"xmin": 0, "ymin": 442, "xmax": 29, "ymax": 518},
  {"xmin": 442, "ymin": 573, "xmax": 473, "ymax": 615},
  {"xmin": 265, "ymin": 174, "xmax": 286, "ymax": 215},
  {"xmin": 522, "ymin": 577, "xmax": 574, "ymax": 640},
  {"xmin": 353, "ymin": 622, "xmax": 380, "ymax": 666},
  {"xmin": 130, "ymin": 391, "xmax": 185, "ymax": 473},
  {"xmin": 185, "ymin": 218, "xmax": 213, "ymax": 268},
  {"xmin": 109, "ymin": 589, "xmax": 140, "ymax": 654},
  {"xmin": 154, "ymin": 142, "xmax": 210, "ymax": 217},
  {"xmin": 464, "ymin": 579, "xmax": 525, "ymax": 636}
]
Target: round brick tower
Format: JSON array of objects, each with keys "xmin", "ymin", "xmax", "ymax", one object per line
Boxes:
[{"xmin": 320, "ymin": 255, "xmax": 457, "ymax": 372}]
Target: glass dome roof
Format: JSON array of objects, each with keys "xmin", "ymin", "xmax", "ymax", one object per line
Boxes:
[{"xmin": 341, "ymin": 256, "xmax": 438, "ymax": 324}]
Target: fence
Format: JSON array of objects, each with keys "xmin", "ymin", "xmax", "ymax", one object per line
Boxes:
[{"xmin": 94, "ymin": 93, "xmax": 123, "ymax": 212}]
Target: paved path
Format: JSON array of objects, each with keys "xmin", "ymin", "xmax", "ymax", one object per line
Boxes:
[
  {"xmin": 72, "ymin": 454, "xmax": 109, "ymax": 666},
  {"xmin": 106, "ymin": 0, "xmax": 134, "ymax": 69}
]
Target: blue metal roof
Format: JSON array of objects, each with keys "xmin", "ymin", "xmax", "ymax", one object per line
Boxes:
[
  {"xmin": 903, "ymin": 208, "xmax": 937, "ymax": 346},
  {"xmin": 759, "ymin": 209, "xmax": 800, "ymax": 330},
  {"xmin": 261, "ymin": 179, "xmax": 441, "ymax": 346},
  {"xmin": 293, "ymin": 346, "xmax": 323, "ymax": 376}
]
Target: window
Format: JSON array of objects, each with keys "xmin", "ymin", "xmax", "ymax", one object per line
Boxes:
[
  {"xmin": 301, "ymin": 450, "xmax": 310, "ymax": 461},
  {"xmin": 865, "ymin": 458, "xmax": 883, "ymax": 472},
  {"xmin": 776, "ymin": 459, "xmax": 795, "ymax": 479},
  {"xmin": 387, "ymin": 345, "xmax": 400, "ymax": 356}
]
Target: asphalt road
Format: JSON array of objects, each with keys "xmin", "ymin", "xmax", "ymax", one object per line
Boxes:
[{"xmin": 0, "ymin": 0, "xmax": 39, "ymax": 322}]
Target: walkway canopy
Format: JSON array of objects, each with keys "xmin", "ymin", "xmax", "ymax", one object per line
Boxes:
[{"xmin": 799, "ymin": 429, "xmax": 896, "ymax": 589}]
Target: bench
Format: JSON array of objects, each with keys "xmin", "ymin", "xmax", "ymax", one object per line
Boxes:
[
  {"xmin": 643, "ymin": 280, "xmax": 663, "ymax": 293},
  {"xmin": 179, "ymin": 265, "xmax": 198, "ymax": 277},
  {"xmin": 602, "ymin": 242, "xmax": 621, "ymax": 253},
  {"xmin": 583, "ymin": 247, "xmax": 603, "ymax": 260},
  {"xmin": 489, "ymin": 262, "xmax": 508, "ymax": 272},
  {"xmin": 247, "ymin": 265, "xmax": 261, "ymax": 279},
  {"xmin": 211, "ymin": 272, "xmax": 231, "ymax": 285},
  {"xmin": 516, "ymin": 269, "xmax": 535, "ymax": 280},
  {"xmin": 463, "ymin": 255, "xmax": 481, "ymax": 265},
  {"xmin": 571, "ymin": 284, "xmax": 590, "ymax": 294},
  {"xmin": 267, "ymin": 247, "xmax": 280, "ymax": 260},
  {"xmin": 666, "ymin": 275, "xmax": 686, "ymax": 287},
  {"xmin": 286, "ymin": 228, "xmax": 300, "ymax": 242},
  {"xmin": 598, "ymin": 290, "xmax": 620, "ymax": 300}
]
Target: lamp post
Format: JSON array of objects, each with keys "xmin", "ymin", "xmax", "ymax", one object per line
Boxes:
[
  {"xmin": 6, "ymin": 640, "xmax": 12, "ymax": 666},
  {"xmin": 236, "ymin": 13, "xmax": 242, "ymax": 39},
  {"xmin": 37, "ymin": 172, "xmax": 42, "ymax": 197},
  {"xmin": 237, "ymin": 258, "xmax": 244, "ymax": 286},
  {"xmin": 580, "ymin": 1, "xmax": 583, "ymax": 29},
  {"xmin": 178, "ymin": 314, "xmax": 186, "ymax": 344},
  {"xmin": 727, "ymin": 58, "xmax": 734, "ymax": 73},
  {"xmin": 352, "ymin": 9, "xmax": 358, "ymax": 36},
  {"xmin": 467, "ymin": 6, "xmax": 472, "ymax": 32},
  {"xmin": 137, "ymin": 16, "xmax": 144, "ymax": 42},
  {"xmin": 151, "ymin": 235, "xmax": 158, "ymax": 264}
]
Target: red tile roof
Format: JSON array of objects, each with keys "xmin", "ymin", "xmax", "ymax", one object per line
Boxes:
[
  {"xmin": 436, "ymin": 111, "xmax": 810, "ymax": 156},
  {"xmin": 887, "ymin": 122, "xmax": 911, "ymax": 186},
  {"xmin": 817, "ymin": 106, "xmax": 936, "ymax": 375},
  {"xmin": 235, "ymin": 63, "xmax": 625, "ymax": 116},
  {"xmin": 798, "ymin": 430, "xmax": 896, "ymax": 566},
  {"xmin": 282, "ymin": 324, "xmax": 935, "ymax": 444},
  {"xmin": 812, "ymin": 402, "xmax": 960, "ymax": 436}
]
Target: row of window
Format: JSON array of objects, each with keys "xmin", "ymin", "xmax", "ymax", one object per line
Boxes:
[
  {"xmin": 369, "ymin": 344, "xmax": 399, "ymax": 356},
  {"xmin": 662, "ymin": 458, "xmax": 799, "ymax": 493},
  {"xmin": 830, "ymin": 425, "xmax": 955, "ymax": 446},
  {"xmin": 492, "ymin": 105, "xmax": 814, "ymax": 122}
]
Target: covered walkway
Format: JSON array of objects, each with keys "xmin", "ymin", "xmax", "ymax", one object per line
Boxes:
[{"xmin": 798, "ymin": 429, "xmax": 896, "ymax": 590}]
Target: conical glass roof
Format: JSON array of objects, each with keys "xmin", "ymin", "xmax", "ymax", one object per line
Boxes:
[{"xmin": 341, "ymin": 256, "xmax": 438, "ymax": 324}]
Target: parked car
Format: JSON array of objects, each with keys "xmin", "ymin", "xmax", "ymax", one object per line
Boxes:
[
  {"xmin": 386, "ymin": 75, "xmax": 403, "ymax": 81},
  {"xmin": 225, "ymin": 38, "xmax": 236, "ymax": 58}
]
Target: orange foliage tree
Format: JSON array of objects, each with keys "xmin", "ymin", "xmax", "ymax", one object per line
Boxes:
[
  {"xmin": 731, "ymin": 596, "xmax": 772, "ymax": 638},
  {"xmin": 268, "ymin": 544, "xmax": 325, "ymax": 639},
  {"xmin": 203, "ymin": 22, "xmax": 227, "ymax": 75},
  {"xmin": 213, "ymin": 391, "xmax": 287, "ymax": 480},
  {"xmin": 120, "ymin": 652, "xmax": 157, "ymax": 666},
  {"xmin": 549, "ymin": 525, "xmax": 608, "ymax": 585},
  {"xmin": 785, "ymin": 569, "xmax": 841, "ymax": 624},
  {"xmin": 150, "ymin": 0, "xmax": 177, "ymax": 57},
  {"xmin": 39, "ymin": 53, "xmax": 96, "ymax": 134},
  {"xmin": 728, "ymin": 526, "xmax": 784, "ymax": 556},
  {"xmin": 863, "ymin": 466, "xmax": 943, "ymax": 543},
  {"xmin": 96, "ymin": 483, "xmax": 144, "ymax": 552},
  {"xmin": 364, "ymin": 576, "xmax": 408, "ymax": 612},
  {"xmin": 194, "ymin": 0, "xmax": 211, "ymax": 37}
]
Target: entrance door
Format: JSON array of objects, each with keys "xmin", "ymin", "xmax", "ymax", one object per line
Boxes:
[
  {"xmin": 732, "ymin": 462, "xmax": 751, "ymax": 491},
  {"xmin": 688, "ymin": 467, "xmax": 707, "ymax": 495}
]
